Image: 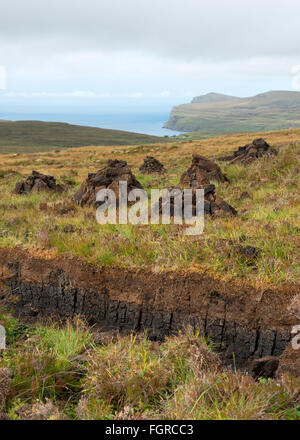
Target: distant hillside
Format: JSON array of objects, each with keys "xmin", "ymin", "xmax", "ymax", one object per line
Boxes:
[
  {"xmin": 0, "ymin": 120, "xmax": 166, "ymax": 153},
  {"xmin": 191, "ymin": 92, "xmax": 240, "ymax": 105},
  {"xmin": 165, "ymin": 91, "xmax": 300, "ymax": 135}
]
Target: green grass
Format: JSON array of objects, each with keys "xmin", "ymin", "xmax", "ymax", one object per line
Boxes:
[
  {"xmin": 0, "ymin": 313, "xmax": 299, "ymax": 420},
  {"xmin": 35, "ymin": 320, "xmax": 93, "ymax": 368},
  {"xmin": 0, "ymin": 141, "xmax": 299, "ymax": 284},
  {"xmin": 0, "ymin": 316, "xmax": 92, "ymax": 418},
  {"xmin": 0, "ymin": 120, "xmax": 168, "ymax": 153}
]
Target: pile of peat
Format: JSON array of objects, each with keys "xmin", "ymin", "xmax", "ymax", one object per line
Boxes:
[
  {"xmin": 139, "ymin": 156, "xmax": 166, "ymax": 174},
  {"xmin": 13, "ymin": 171, "xmax": 64, "ymax": 195},
  {"xmin": 74, "ymin": 159, "xmax": 143, "ymax": 207},
  {"xmin": 219, "ymin": 138, "xmax": 278, "ymax": 164}
]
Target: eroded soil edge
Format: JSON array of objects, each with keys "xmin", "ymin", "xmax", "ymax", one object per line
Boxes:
[{"xmin": 0, "ymin": 248, "xmax": 298, "ymax": 368}]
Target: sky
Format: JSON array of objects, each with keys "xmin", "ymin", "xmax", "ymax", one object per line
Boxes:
[{"xmin": 1, "ymin": 0, "xmax": 300, "ymax": 114}]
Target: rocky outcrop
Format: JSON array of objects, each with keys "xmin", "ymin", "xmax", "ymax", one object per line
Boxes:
[
  {"xmin": 219, "ymin": 138, "xmax": 278, "ymax": 164},
  {"xmin": 180, "ymin": 154, "xmax": 228, "ymax": 186},
  {"xmin": 13, "ymin": 171, "xmax": 64, "ymax": 195},
  {"xmin": 139, "ymin": 156, "xmax": 166, "ymax": 174},
  {"xmin": 74, "ymin": 159, "xmax": 143, "ymax": 207}
]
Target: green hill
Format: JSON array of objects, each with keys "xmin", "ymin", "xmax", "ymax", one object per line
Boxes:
[
  {"xmin": 0, "ymin": 120, "xmax": 166, "ymax": 153},
  {"xmin": 191, "ymin": 92, "xmax": 240, "ymax": 104},
  {"xmin": 165, "ymin": 90, "xmax": 300, "ymax": 135}
]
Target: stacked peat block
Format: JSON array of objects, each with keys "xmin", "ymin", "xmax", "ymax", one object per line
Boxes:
[
  {"xmin": 74, "ymin": 159, "xmax": 143, "ymax": 207},
  {"xmin": 159, "ymin": 154, "xmax": 236, "ymax": 217},
  {"xmin": 219, "ymin": 138, "xmax": 277, "ymax": 164},
  {"xmin": 13, "ymin": 171, "xmax": 64, "ymax": 195},
  {"xmin": 139, "ymin": 156, "xmax": 166, "ymax": 174}
]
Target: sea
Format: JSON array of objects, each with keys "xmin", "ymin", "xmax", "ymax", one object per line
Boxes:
[{"xmin": 0, "ymin": 112, "xmax": 182, "ymax": 137}]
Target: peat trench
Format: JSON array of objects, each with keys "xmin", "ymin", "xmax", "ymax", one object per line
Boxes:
[{"xmin": 0, "ymin": 248, "xmax": 299, "ymax": 369}]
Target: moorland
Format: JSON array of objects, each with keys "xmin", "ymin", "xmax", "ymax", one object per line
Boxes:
[
  {"xmin": 0, "ymin": 128, "xmax": 299, "ymax": 420},
  {"xmin": 0, "ymin": 120, "xmax": 166, "ymax": 154}
]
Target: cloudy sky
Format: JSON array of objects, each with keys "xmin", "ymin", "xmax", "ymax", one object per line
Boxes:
[{"xmin": 1, "ymin": 0, "xmax": 300, "ymax": 113}]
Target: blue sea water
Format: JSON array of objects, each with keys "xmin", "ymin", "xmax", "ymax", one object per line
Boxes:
[{"xmin": 0, "ymin": 112, "xmax": 181, "ymax": 137}]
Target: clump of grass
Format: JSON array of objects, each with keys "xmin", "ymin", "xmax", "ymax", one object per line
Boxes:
[
  {"xmin": 35, "ymin": 318, "xmax": 93, "ymax": 368},
  {"xmin": 0, "ymin": 314, "xmax": 299, "ymax": 420},
  {"xmin": 81, "ymin": 331, "xmax": 219, "ymax": 415},
  {"xmin": 82, "ymin": 334, "xmax": 175, "ymax": 411},
  {"xmin": 0, "ymin": 318, "xmax": 92, "ymax": 414},
  {"xmin": 162, "ymin": 371, "xmax": 300, "ymax": 420},
  {"xmin": 78, "ymin": 329, "xmax": 300, "ymax": 420},
  {"xmin": 0, "ymin": 311, "xmax": 31, "ymax": 346}
]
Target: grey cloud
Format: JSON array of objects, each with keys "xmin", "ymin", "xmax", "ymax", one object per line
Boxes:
[
  {"xmin": 0, "ymin": 0, "xmax": 299, "ymax": 104},
  {"xmin": 1, "ymin": 0, "xmax": 300, "ymax": 61}
]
